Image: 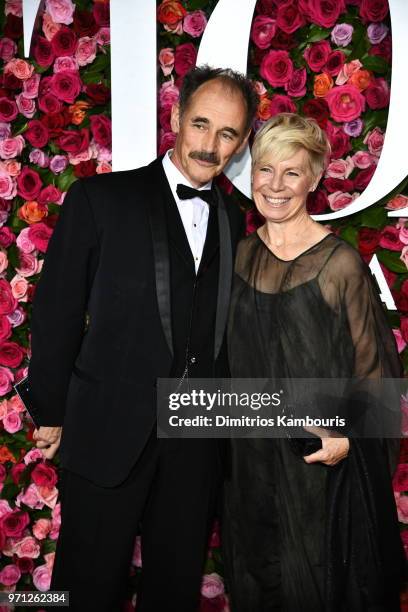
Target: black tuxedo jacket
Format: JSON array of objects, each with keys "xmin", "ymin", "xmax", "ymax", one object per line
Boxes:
[{"xmin": 25, "ymin": 157, "xmax": 245, "ymax": 486}]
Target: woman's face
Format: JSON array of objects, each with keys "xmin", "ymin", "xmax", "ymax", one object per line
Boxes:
[{"xmin": 252, "ymin": 147, "xmax": 318, "ymax": 223}]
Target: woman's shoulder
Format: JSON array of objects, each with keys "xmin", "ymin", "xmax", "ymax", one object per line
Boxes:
[{"xmin": 322, "ymin": 233, "xmax": 368, "ymax": 279}]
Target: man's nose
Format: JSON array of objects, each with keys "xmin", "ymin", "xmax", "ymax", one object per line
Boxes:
[{"xmin": 201, "ymin": 129, "xmax": 217, "ymax": 152}]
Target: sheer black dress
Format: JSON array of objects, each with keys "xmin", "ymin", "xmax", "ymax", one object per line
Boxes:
[{"xmin": 222, "ymin": 231, "xmax": 405, "ymax": 612}]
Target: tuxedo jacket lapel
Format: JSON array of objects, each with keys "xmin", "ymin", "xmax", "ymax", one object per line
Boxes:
[
  {"xmin": 146, "ymin": 160, "xmax": 174, "ymax": 357},
  {"xmin": 214, "ymin": 184, "xmax": 232, "ymax": 361}
]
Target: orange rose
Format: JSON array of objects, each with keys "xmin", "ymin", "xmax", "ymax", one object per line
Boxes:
[
  {"xmin": 348, "ymin": 69, "xmax": 373, "ymax": 92},
  {"xmin": 18, "ymin": 201, "xmax": 48, "ymax": 224},
  {"xmin": 157, "ymin": 1, "xmax": 187, "ymax": 26},
  {"xmin": 0, "ymin": 445, "xmax": 16, "ymax": 463},
  {"xmin": 313, "ymin": 72, "xmax": 334, "ymax": 98},
  {"xmin": 257, "ymin": 96, "xmax": 272, "ymax": 120},
  {"xmin": 69, "ymin": 101, "xmax": 91, "ymax": 125}
]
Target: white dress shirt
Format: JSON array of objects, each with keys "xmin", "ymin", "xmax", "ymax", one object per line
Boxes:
[{"xmin": 162, "ymin": 149, "xmax": 212, "ymax": 273}]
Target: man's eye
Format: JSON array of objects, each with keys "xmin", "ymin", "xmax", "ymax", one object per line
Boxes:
[
  {"xmin": 193, "ymin": 123, "xmax": 205, "ymax": 130},
  {"xmin": 222, "ymin": 132, "xmax": 233, "ymax": 140}
]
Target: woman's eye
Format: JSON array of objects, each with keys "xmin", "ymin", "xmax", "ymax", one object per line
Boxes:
[
  {"xmin": 287, "ymin": 171, "xmax": 299, "ymax": 176},
  {"xmin": 260, "ymin": 167, "xmax": 271, "ymax": 173}
]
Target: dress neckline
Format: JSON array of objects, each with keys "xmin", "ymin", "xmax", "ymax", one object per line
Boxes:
[{"xmin": 255, "ymin": 230, "xmax": 334, "ymax": 263}]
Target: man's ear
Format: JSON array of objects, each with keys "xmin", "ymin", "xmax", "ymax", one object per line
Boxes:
[
  {"xmin": 170, "ymin": 102, "xmax": 181, "ymax": 134},
  {"xmin": 236, "ymin": 129, "xmax": 251, "ymax": 155}
]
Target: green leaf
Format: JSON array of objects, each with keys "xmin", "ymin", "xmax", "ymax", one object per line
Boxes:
[
  {"xmin": 377, "ymin": 250, "xmax": 408, "ymax": 274},
  {"xmin": 1, "ymin": 482, "xmax": 19, "ymax": 499},
  {"xmin": 8, "ymin": 243, "xmax": 22, "ymax": 270},
  {"xmin": 360, "ymin": 205, "xmax": 387, "ymax": 228},
  {"xmin": 348, "ymin": 24, "xmax": 369, "ymax": 61},
  {"xmin": 56, "ymin": 168, "xmax": 76, "ymax": 193},
  {"xmin": 361, "ymin": 55, "xmax": 390, "ymax": 74},
  {"xmin": 362, "ymin": 109, "xmax": 388, "ymax": 135},
  {"xmin": 186, "ymin": 0, "xmax": 209, "ymax": 8},
  {"xmin": 305, "ymin": 25, "xmax": 330, "ymax": 43},
  {"xmin": 340, "ymin": 225, "xmax": 358, "ymax": 248}
]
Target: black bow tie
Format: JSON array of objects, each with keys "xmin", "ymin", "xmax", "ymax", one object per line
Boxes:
[{"xmin": 176, "ymin": 184, "xmax": 217, "ymax": 207}]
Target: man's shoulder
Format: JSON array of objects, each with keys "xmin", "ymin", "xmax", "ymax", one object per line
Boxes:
[{"xmin": 79, "ymin": 158, "xmax": 161, "ymax": 193}]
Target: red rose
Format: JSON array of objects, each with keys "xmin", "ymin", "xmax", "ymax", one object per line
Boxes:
[
  {"xmin": 308, "ymin": 0, "xmax": 346, "ymax": 28},
  {"xmin": 17, "ymin": 167, "xmax": 42, "ymax": 200},
  {"xmin": 159, "ymin": 106, "xmax": 171, "ymax": 131},
  {"xmin": 364, "ymin": 77, "xmax": 390, "ymax": 110},
  {"xmin": 31, "ymin": 462, "xmax": 58, "ymax": 488},
  {"xmin": 304, "ymin": 40, "xmax": 331, "ymax": 73},
  {"xmin": 0, "ymin": 316, "xmax": 11, "ymax": 343},
  {"xmin": 25, "ymin": 120, "xmax": 49, "ymax": 148},
  {"xmin": 303, "ymin": 98, "xmax": 330, "ymax": 129},
  {"xmin": 306, "ymin": 189, "xmax": 329, "ymax": 214},
  {"xmin": 85, "ymin": 83, "xmax": 110, "ymax": 105},
  {"xmin": 159, "ymin": 130, "xmax": 176, "ymax": 156},
  {"xmin": 260, "ymin": 50, "xmax": 294, "ymax": 87},
  {"xmin": 251, "ymin": 15, "xmax": 277, "ymax": 50},
  {"xmin": 42, "ymin": 113, "xmax": 68, "ymax": 132},
  {"xmin": 50, "ymin": 70, "xmax": 82, "ymax": 104},
  {"xmin": 276, "ymin": 1, "xmax": 305, "ymax": 34},
  {"xmin": 74, "ymin": 160, "xmax": 97, "ymax": 178},
  {"xmin": 51, "ymin": 26, "xmax": 78, "ymax": 57},
  {"xmin": 16, "ymin": 558, "xmax": 35, "ymax": 574},
  {"xmin": 325, "ymin": 84, "xmax": 366, "ymax": 122},
  {"xmin": 28, "ymin": 222, "xmax": 53, "ymax": 253},
  {"xmin": 33, "ymin": 36, "xmax": 54, "ymax": 68},
  {"xmin": 325, "ymin": 50, "xmax": 346, "ymax": 77},
  {"xmin": 369, "ymin": 36, "xmax": 392, "ymax": 63},
  {"xmin": 392, "ymin": 463, "xmax": 408, "ymax": 492},
  {"xmin": 73, "ymin": 9, "xmax": 99, "ymax": 37},
  {"xmin": 0, "ymin": 341, "xmax": 23, "ymax": 368},
  {"xmin": 3, "ymin": 72, "xmax": 20, "ymax": 91},
  {"xmin": 0, "ymin": 279, "xmax": 17, "ymax": 315},
  {"xmin": 0, "ymin": 510, "xmax": 30, "ymax": 538},
  {"xmin": 325, "ymin": 122, "xmax": 351, "ymax": 159},
  {"xmin": 270, "ymin": 94, "xmax": 297, "ymax": 115},
  {"xmin": 323, "ymin": 177, "xmax": 354, "ymax": 193},
  {"xmin": 256, "ymin": 0, "xmax": 278, "ymax": 17},
  {"xmin": 285, "ymin": 67, "xmax": 307, "ymax": 98},
  {"xmin": 0, "ymin": 97, "xmax": 18, "ymax": 122},
  {"xmin": 174, "ymin": 43, "xmax": 197, "ymax": 77},
  {"xmin": 157, "ymin": 1, "xmax": 187, "ymax": 26},
  {"xmin": 90, "ymin": 114, "xmax": 111, "ymax": 147},
  {"xmin": 93, "ymin": 1, "xmax": 110, "ymax": 26},
  {"xmin": 38, "ymin": 185, "xmax": 62, "ymax": 205},
  {"xmin": 360, "ymin": 0, "xmax": 389, "ymax": 22},
  {"xmin": 379, "ymin": 226, "xmax": 404, "ymax": 252},
  {"xmin": 270, "ymin": 29, "xmax": 298, "ymax": 50},
  {"xmin": 358, "ymin": 227, "xmax": 381, "ymax": 256},
  {"xmin": 38, "ymin": 93, "xmax": 62, "ymax": 114},
  {"xmin": 4, "ymin": 14, "xmax": 23, "ymax": 40},
  {"xmin": 401, "ymin": 318, "xmax": 408, "ymax": 343},
  {"xmin": 56, "ymin": 128, "xmax": 90, "ymax": 154},
  {"xmin": 354, "ymin": 166, "xmax": 376, "ymax": 191},
  {"xmin": 0, "ymin": 227, "xmax": 15, "ymax": 248}
]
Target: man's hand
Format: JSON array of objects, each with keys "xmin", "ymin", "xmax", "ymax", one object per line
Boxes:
[
  {"xmin": 302, "ymin": 425, "xmax": 349, "ymax": 466},
  {"xmin": 32, "ymin": 426, "xmax": 62, "ymax": 460}
]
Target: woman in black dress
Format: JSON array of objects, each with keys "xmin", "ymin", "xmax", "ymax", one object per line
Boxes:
[{"xmin": 222, "ymin": 113, "xmax": 405, "ymax": 611}]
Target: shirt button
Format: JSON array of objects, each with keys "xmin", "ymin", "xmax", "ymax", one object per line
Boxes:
[
  {"xmin": 193, "ymin": 223, "xmax": 197, "ymax": 227},
  {"xmin": 190, "ymin": 356, "xmax": 196, "ymax": 364}
]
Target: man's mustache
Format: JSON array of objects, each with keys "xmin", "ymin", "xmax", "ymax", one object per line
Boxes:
[{"xmin": 189, "ymin": 151, "xmax": 220, "ymax": 165}]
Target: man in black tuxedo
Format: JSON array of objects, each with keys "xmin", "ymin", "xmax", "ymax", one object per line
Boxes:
[{"xmin": 26, "ymin": 66, "xmax": 258, "ymax": 611}]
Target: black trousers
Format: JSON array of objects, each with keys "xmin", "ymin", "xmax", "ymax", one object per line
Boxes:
[{"xmin": 49, "ymin": 431, "xmax": 223, "ymax": 611}]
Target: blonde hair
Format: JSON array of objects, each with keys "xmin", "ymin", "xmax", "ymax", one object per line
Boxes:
[{"xmin": 251, "ymin": 113, "xmax": 331, "ymax": 179}]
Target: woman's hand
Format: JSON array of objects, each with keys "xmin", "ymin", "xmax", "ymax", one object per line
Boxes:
[{"xmin": 302, "ymin": 425, "xmax": 349, "ymax": 466}]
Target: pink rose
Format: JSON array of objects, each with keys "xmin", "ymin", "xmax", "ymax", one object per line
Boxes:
[
  {"xmin": 394, "ymin": 492, "xmax": 408, "ymax": 524},
  {"xmin": 42, "ymin": 11, "xmax": 61, "ymax": 41},
  {"xmin": 335, "ymin": 59, "xmax": 363, "ymax": 86},
  {"xmin": 16, "ymin": 252, "xmax": 41, "ymax": 277},
  {"xmin": 0, "ymin": 564, "xmax": 21, "ymax": 586},
  {"xmin": 23, "ymin": 448, "xmax": 44, "ymax": 464},
  {"xmin": 304, "ymin": 40, "xmax": 331, "ymax": 72},
  {"xmin": 22, "ymin": 73, "xmax": 41, "ymax": 99},
  {"xmin": 33, "ymin": 563, "xmax": 52, "ymax": 592},
  {"xmin": 201, "ymin": 573, "xmax": 225, "ymax": 599},
  {"xmin": 3, "ymin": 410, "xmax": 23, "ymax": 433},
  {"xmin": 364, "ymin": 77, "xmax": 389, "ymax": 110},
  {"xmin": 325, "ymin": 84, "xmax": 366, "ymax": 122},
  {"xmin": 159, "ymin": 48, "xmax": 175, "ymax": 76},
  {"xmin": 45, "ymin": 0, "xmax": 75, "ymax": 25},
  {"xmin": 159, "ymin": 80, "xmax": 179, "ymax": 110},
  {"xmin": 5, "ymin": 0, "xmax": 23, "ymax": 17},
  {"xmin": 159, "ymin": 130, "xmax": 176, "ymax": 156},
  {"xmin": 325, "ymin": 157, "xmax": 354, "ymax": 179},
  {"xmin": 0, "ymin": 279, "xmax": 17, "ymax": 315},
  {"xmin": 33, "ymin": 518, "xmax": 52, "ymax": 541},
  {"xmin": 183, "ymin": 10, "xmax": 207, "ymax": 38},
  {"xmin": 15, "ymin": 484, "xmax": 44, "ymax": 510},
  {"xmin": 352, "ymin": 151, "xmax": 375, "ymax": 169},
  {"xmin": 10, "ymin": 275, "xmax": 29, "ymax": 302},
  {"xmin": 132, "ymin": 535, "xmax": 142, "ymax": 567},
  {"xmin": 363, "ymin": 126, "xmax": 384, "ymax": 156},
  {"xmin": 50, "ymin": 70, "xmax": 82, "ymax": 103},
  {"xmin": 95, "ymin": 27, "xmax": 110, "ymax": 46},
  {"xmin": 174, "ymin": 43, "xmax": 197, "ymax": 78},
  {"xmin": 327, "ymin": 191, "xmax": 358, "ymax": 211},
  {"xmin": 53, "ymin": 56, "xmax": 78, "ymax": 72},
  {"xmin": 0, "ymin": 500, "xmax": 12, "ymax": 518},
  {"xmin": 28, "ymin": 222, "xmax": 53, "ymax": 253},
  {"xmin": 0, "ymin": 366, "xmax": 14, "ymax": 396},
  {"xmin": 0, "ymin": 38, "xmax": 17, "ymax": 62},
  {"xmin": 4, "ymin": 58, "xmax": 34, "ymax": 80},
  {"xmin": 13, "ymin": 536, "xmax": 40, "ymax": 559},
  {"xmin": 251, "ymin": 15, "xmax": 277, "ymax": 50},
  {"xmin": 0, "ymin": 135, "xmax": 25, "ymax": 160},
  {"xmin": 0, "ymin": 171, "xmax": 16, "ymax": 201},
  {"xmin": 379, "ymin": 226, "xmax": 404, "ymax": 251},
  {"xmin": 16, "ymin": 228, "xmax": 36, "ymax": 254},
  {"xmin": 260, "ymin": 50, "xmax": 294, "ymax": 87},
  {"xmin": 285, "ymin": 67, "xmax": 307, "ymax": 98},
  {"xmin": 386, "ymin": 195, "xmax": 408, "ymax": 211},
  {"xmin": 16, "ymin": 93, "xmax": 36, "ymax": 119},
  {"xmin": 75, "ymin": 36, "xmax": 97, "ymax": 67}
]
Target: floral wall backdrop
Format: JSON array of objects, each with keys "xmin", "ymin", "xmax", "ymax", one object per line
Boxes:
[{"xmin": 0, "ymin": 0, "xmax": 407, "ymax": 610}]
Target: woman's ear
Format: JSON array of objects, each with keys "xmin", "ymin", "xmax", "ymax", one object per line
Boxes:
[{"xmin": 310, "ymin": 171, "xmax": 323, "ymax": 192}]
